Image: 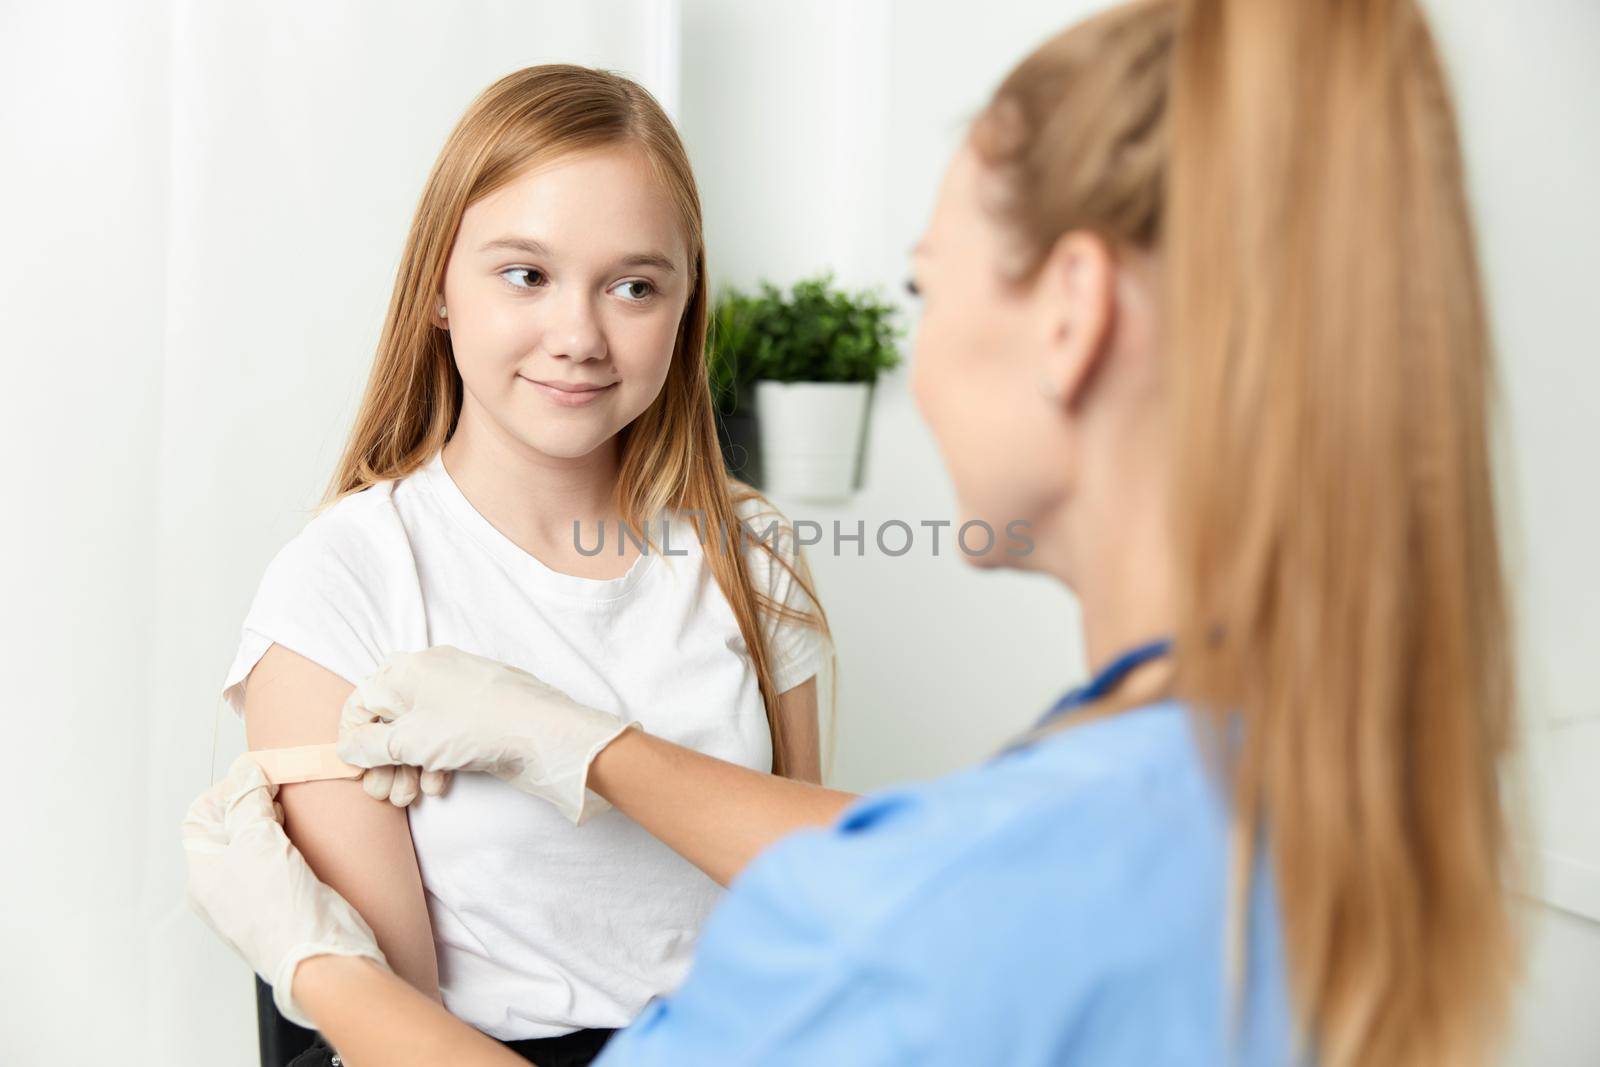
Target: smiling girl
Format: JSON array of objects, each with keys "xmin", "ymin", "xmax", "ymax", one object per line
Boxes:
[{"xmin": 219, "ymin": 65, "xmax": 831, "ymax": 1065}]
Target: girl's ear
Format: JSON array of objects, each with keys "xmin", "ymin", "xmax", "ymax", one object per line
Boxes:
[{"xmin": 1033, "ymin": 230, "xmax": 1115, "ymax": 408}]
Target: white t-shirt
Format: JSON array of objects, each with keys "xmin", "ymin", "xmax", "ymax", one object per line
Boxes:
[{"xmin": 221, "ymin": 448, "xmax": 824, "ymax": 1039}]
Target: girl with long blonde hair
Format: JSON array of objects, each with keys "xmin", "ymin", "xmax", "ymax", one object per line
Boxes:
[
  {"xmin": 188, "ymin": 1, "xmax": 1519, "ymax": 1063},
  {"xmin": 217, "ymin": 65, "xmax": 832, "ymax": 1064}
]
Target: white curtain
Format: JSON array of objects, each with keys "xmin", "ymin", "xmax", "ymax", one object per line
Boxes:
[{"xmin": 0, "ymin": 3, "xmax": 677, "ymax": 1062}]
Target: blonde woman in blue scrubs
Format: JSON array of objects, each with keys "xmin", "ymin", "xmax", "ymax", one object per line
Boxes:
[{"xmin": 182, "ymin": 0, "xmax": 1521, "ymax": 1063}]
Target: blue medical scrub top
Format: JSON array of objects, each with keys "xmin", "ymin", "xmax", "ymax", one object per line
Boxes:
[{"xmin": 594, "ymin": 699, "xmax": 1298, "ymax": 1065}]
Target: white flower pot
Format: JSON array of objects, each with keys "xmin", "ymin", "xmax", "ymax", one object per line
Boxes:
[{"xmin": 754, "ymin": 380, "xmax": 874, "ymax": 501}]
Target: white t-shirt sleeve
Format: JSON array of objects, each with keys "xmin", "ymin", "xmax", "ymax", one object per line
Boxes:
[
  {"xmin": 221, "ymin": 490, "xmax": 421, "ymax": 717},
  {"xmin": 735, "ymin": 496, "xmax": 828, "ymax": 694}
]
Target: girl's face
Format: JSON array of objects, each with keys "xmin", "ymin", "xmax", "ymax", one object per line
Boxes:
[{"xmin": 439, "ymin": 145, "xmax": 690, "ymax": 461}]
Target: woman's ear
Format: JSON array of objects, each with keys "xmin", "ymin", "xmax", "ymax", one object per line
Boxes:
[{"xmin": 1033, "ymin": 231, "xmax": 1115, "ymax": 408}]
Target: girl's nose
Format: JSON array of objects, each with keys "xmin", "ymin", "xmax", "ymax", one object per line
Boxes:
[{"xmin": 542, "ymin": 290, "xmax": 608, "ymax": 363}]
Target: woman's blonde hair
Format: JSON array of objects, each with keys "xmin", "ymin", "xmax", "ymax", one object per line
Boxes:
[
  {"xmin": 324, "ymin": 64, "xmax": 832, "ymax": 778},
  {"xmin": 972, "ymin": 1, "xmax": 1517, "ymax": 1063}
]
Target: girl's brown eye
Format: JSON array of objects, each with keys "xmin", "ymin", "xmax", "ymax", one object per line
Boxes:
[
  {"xmin": 616, "ymin": 280, "xmax": 655, "ymax": 301},
  {"xmin": 501, "ymin": 267, "xmax": 546, "ymax": 289}
]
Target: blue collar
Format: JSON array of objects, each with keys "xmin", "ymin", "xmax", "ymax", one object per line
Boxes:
[{"xmin": 1033, "ymin": 637, "xmax": 1173, "ymax": 733}]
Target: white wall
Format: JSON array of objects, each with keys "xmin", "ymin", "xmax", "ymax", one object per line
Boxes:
[
  {"xmin": 0, "ymin": 4, "xmax": 170, "ymax": 1060},
  {"xmin": 1439, "ymin": 5, "xmax": 1600, "ymax": 1062},
  {"xmin": 681, "ymin": 0, "xmax": 1600, "ymax": 1063}
]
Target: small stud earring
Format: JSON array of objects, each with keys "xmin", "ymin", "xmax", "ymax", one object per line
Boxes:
[{"xmin": 438, "ymin": 304, "xmax": 448, "ymax": 318}]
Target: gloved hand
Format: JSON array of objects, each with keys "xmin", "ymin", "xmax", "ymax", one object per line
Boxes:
[
  {"xmin": 181, "ymin": 754, "xmax": 390, "ymax": 1028},
  {"xmin": 357, "ymin": 758, "xmax": 451, "ymax": 808},
  {"xmin": 336, "ymin": 645, "xmax": 641, "ymax": 824}
]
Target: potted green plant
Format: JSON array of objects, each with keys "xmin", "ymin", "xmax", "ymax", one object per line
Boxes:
[
  {"xmin": 707, "ymin": 287, "xmax": 765, "ymax": 486},
  {"xmin": 707, "ymin": 273, "xmax": 902, "ymax": 500}
]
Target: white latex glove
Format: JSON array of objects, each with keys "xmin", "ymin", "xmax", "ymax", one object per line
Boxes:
[
  {"xmin": 181, "ymin": 754, "xmax": 391, "ymax": 1028},
  {"xmin": 357, "ymin": 759, "xmax": 451, "ymax": 808},
  {"xmin": 336, "ymin": 645, "xmax": 640, "ymax": 824}
]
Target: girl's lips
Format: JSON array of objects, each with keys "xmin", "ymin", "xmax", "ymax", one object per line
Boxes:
[{"xmin": 521, "ymin": 377, "xmax": 618, "ymax": 407}]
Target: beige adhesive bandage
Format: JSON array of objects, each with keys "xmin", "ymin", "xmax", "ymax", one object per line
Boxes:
[{"xmin": 251, "ymin": 743, "xmax": 365, "ymax": 785}]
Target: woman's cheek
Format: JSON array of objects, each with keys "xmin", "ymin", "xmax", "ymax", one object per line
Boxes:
[{"xmin": 910, "ymin": 316, "xmax": 961, "ymax": 432}]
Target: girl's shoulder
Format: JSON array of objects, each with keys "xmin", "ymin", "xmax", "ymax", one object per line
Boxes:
[
  {"xmin": 223, "ymin": 478, "xmax": 425, "ymax": 715},
  {"xmin": 727, "ymin": 482, "xmax": 792, "ymax": 531},
  {"xmin": 725, "ymin": 484, "xmax": 804, "ymax": 565},
  {"xmin": 721, "ymin": 484, "xmax": 815, "ymax": 608},
  {"xmin": 281, "ymin": 478, "xmax": 420, "ymax": 576},
  {"xmin": 249, "ymin": 478, "xmax": 424, "ymax": 639}
]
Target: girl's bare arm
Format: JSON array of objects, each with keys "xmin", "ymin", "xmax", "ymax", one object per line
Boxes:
[
  {"xmin": 244, "ymin": 644, "xmax": 441, "ymax": 999},
  {"xmin": 774, "ymin": 675, "xmax": 823, "ymax": 784}
]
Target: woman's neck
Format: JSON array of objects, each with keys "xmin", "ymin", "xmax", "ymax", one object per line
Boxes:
[
  {"xmin": 1076, "ymin": 527, "xmax": 1177, "ymax": 674},
  {"xmin": 441, "ymin": 403, "xmax": 626, "ymax": 561},
  {"xmin": 1058, "ymin": 440, "xmax": 1179, "ymax": 676}
]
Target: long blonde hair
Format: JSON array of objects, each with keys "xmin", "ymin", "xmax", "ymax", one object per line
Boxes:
[
  {"xmin": 971, "ymin": 1, "xmax": 1517, "ymax": 1062},
  {"xmin": 324, "ymin": 65, "xmax": 832, "ymax": 777}
]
